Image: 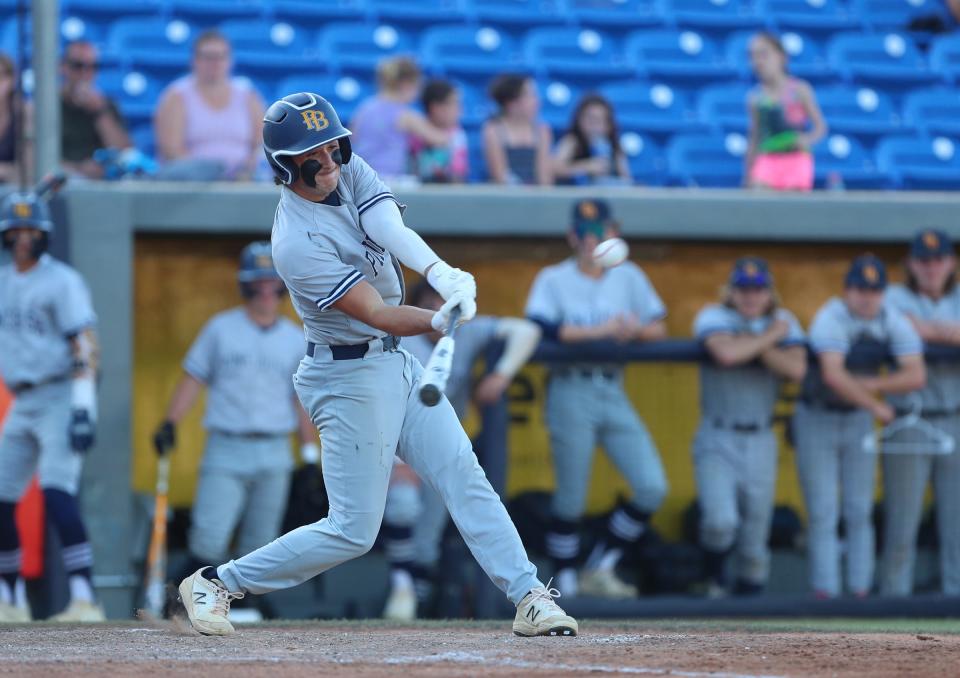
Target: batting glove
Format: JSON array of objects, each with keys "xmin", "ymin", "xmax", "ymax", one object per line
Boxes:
[
  {"xmin": 431, "ymin": 292, "xmax": 475, "ymax": 332},
  {"xmin": 69, "ymin": 409, "xmax": 96, "ymax": 453},
  {"xmin": 153, "ymin": 420, "xmax": 176, "ymax": 457},
  {"xmin": 427, "ymin": 261, "xmax": 476, "ymax": 304}
]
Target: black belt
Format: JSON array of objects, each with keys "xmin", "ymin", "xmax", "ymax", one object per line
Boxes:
[
  {"xmin": 8, "ymin": 375, "xmax": 69, "ymax": 395},
  {"xmin": 307, "ymin": 335, "xmax": 400, "ymax": 360},
  {"xmin": 801, "ymin": 398, "xmax": 857, "ymax": 413},
  {"xmin": 211, "ymin": 430, "xmax": 282, "ymax": 439},
  {"xmin": 553, "ymin": 367, "xmax": 619, "ymax": 380},
  {"xmin": 895, "ymin": 407, "xmax": 960, "ymax": 419},
  {"xmin": 712, "ymin": 418, "xmax": 773, "ymax": 433}
]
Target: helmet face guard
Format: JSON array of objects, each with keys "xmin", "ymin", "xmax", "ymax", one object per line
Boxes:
[{"xmin": 263, "ymin": 92, "xmax": 353, "ymax": 185}]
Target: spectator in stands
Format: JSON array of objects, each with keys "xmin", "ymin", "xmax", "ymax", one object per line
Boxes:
[
  {"xmin": 350, "ymin": 56, "xmax": 451, "ymax": 180},
  {"xmin": 0, "ymin": 52, "xmax": 30, "ymax": 184},
  {"xmin": 552, "ymin": 94, "xmax": 631, "ymax": 186},
  {"xmin": 744, "ymin": 33, "xmax": 827, "ymax": 192},
  {"xmin": 60, "ymin": 41, "xmax": 131, "ymax": 180},
  {"xmin": 154, "ymin": 30, "xmax": 264, "ymax": 181},
  {"xmin": 482, "ymin": 74, "xmax": 552, "ymax": 186},
  {"xmin": 410, "ymin": 80, "xmax": 468, "ymax": 184}
]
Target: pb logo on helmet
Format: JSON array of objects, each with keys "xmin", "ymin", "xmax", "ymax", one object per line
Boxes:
[
  {"xmin": 13, "ymin": 202, "xmax": 31, "ymax": 218},
  {"xmin": 301, "ymin": 110, "xmax": 329, "ymax": 132}
]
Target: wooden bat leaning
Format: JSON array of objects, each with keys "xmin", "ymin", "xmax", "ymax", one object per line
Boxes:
[
  {"xmin": 419, "ymin": 307, "xmax": 462, "ymax": 407},
  {"xmin": 143, "ymin": 453, "xmax": 170, "ymax": 617}
]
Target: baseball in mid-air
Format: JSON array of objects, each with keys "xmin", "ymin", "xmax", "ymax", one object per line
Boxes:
[{"xmin": 592, "ymin": 237, "xmax": 629, "ymax": 268}]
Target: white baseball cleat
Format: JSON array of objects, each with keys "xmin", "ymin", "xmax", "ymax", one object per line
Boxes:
[
  {"xmin": 0, "ymin": 602, "xmax": 31, "ymax": 624},
  {"xmin": 178, "ymin": 567, "xmax": 244, "ymax": 636},
  {"xmin": 383, "ymin": 586, "xmax": 417, "ymax": 622},
  {"xmin": 513, "ymin": 581, "xmax": 578, "ymax": 637},
  {"xmin": 49, "ymin": 600, "xmax": 106, "ymax": 622},
  {"xmin": 578, "ymin": 568, "xmax": 638, "ymax": 599}
]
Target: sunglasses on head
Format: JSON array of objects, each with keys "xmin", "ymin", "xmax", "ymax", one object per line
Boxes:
[{"xmin": 66, "ymin": 59, "xmax": 98, "ymax": 71}]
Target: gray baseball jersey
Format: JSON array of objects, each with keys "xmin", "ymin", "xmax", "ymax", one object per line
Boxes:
[
  {"xmin": 0, "ymin": 254, "xmax": 96, "ymax": 386},
  {"xmin": 271, "ymin": 155, "xmax": 404, "ymax": 346},
  {"xmin": 694, "ymin": 304, "xmax": 805, "ymax": 423},
  {"xmin": 403, "ymin": 315, "xmax": 499, "ymax": 419},
  {"xmin": 183, "ymin": 307, "xmax": 304, "ymax": 434},
  {"xmin": 525, "ymin": 258, "xmax": 666, "ymax": 338}
]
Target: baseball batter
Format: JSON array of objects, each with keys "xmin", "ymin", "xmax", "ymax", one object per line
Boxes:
[
  {"xmin": 381, "ymin": 280, "xmax": 541, "ymax": 620},
  {"xmin": 0, "ymin": 191, "xmax": 104, "ymax": 623},
  {"xmin": 153, "ymin": 242, "xmax": 317, "ymax": 607},
  {"xmin": 525, "ymin": 199, "xmax": 668, "ymax": 599},
  {"xmin": 178, "ymin": 92, "xmax": 577, "ymax": 637},
  {"xmin": 881, "ymin": 229, "xmax": 960, "ymax": 596},
  {"xmin": 795, "ymin": 254, "xmax": 925, "ymax": 598},
  {"xmin": 693, "ymin": 258, "xmax": 806, "ymax": 597}
]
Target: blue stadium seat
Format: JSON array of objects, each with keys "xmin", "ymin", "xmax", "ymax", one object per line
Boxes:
[
  {"xmin": 538, "ymin": 81, "xmax": 582, "ymax": 130},
  {"xmin": 602, "ymin": 81, "xmax": 705, "ymax": 138},
  {"xmin": 813, "ymin": 134, "xmax": 887, "ymax": 188},
  {"xmin": 816, "ymin": 86, "xmax": 901, "ymax": 139},
  {"xmin": 130, "ymin": 124, "xmax": 156, "ymax": 157},
  {"xmin": 930, "ymin": 34, "xmax": 960, "ymax": 84},
  {"xmin": 466, "ymin": 127, "xmax": 485, "ymax": 181},
  {"xmin": 697, "ymin": 83, "xmax": 751, "ymax": 132},
  {"xmin": 108, "ymin": 18, "xmax": 196, "ymax": 78},
  {"xmin": 876, "ymin": 135, "xmax": 960, "ymax": 189},
  {"xmin": 267, "ymin": 0, "xmax": 368, "ymax": 27},
  {"xmin": 725, "ymin": 30, "xmax": 832, "ymax": 82},
  {"xmin": 166, "ymin": 0, "xmax": 265, "ymax": 25},
  {"xmin": 666, "ymin": 132, "xmax": 747, "ymax": 186},
  {"xmin": 524, "ymin": 28, "xmax": 635, "ymax": 81},
  {"xmin": 853, "ymin": 0, "xmax": 938, "ymax": 31},
  {"xmin": 97, "ymin": 69, "xmax": 163, "ymax": 128},
  {"xmin": 465, "ymin": 0, "xmax": 566, "ymax": 27},
  {"xmin": 619, "ymin": 131, "xmax": 666, "ymax": 185},
  {"xmin": 457, "ymin": 81, "xmax": 496, "ymax": 128},
  {"xmin": 567, "ymin": 0, "xmax": 662, "ymax": 31},
  {"xmin": 1, "ymin": 15, "xmax": 103, "ymax": 58},
  {"xmin": 420, "ymin": 26, "xmax": 519, "ymax": 78},
  {"xmin": 367, "ymin": 0, "xmax": 466, "ymax": 27},
  {"xmin": 277, "ymin": 75, "xmax": 372, "ymax": 123},
  {"xmin": 827, "ymin": 32, "xmax": 937, "ymax": 86},
  {"xmin": 625, "ymin": 30, "xmax": 736, "ymax": 84},
  {"xmin": 757, "ymin": 0, "xmax": 858, "ymax": 34},
  {"xmin": 220, "ymin": 20, "xmax": 317, "ymax": 77},
  {"xmin": 663, "ymin": 0, "xmax": 763, "ymax": 31},
  {"xmin": 318, "ymin": 23, "xmax": 414, "ymax": 74},
  {"xmin": 62, "ymin": 0, "xmax": 162, "ymax": 19},
  {"xmin": 902, "ymin": 88, "xmax": 960, "ymax": 137}
]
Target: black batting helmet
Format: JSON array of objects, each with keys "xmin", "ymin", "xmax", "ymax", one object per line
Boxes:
[
  {"xmin": 1, "ymin": 191, "xmax": 53, "ymax": 257},
  {"xmin": 263, "ymin": 92, "xmax": 353, "ymax": 185},
  {"xmin": 237, "ymin": 241, "xmax": 283, "ymax": 298}
]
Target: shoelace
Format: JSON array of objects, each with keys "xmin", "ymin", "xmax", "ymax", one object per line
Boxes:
[
  {"xmin": 527, "ymin": 578, "xmax": 563, "ymax": 612},
  {"xmin": 211, "ymin": 583, "xmax": 245, "ymax": 618}
]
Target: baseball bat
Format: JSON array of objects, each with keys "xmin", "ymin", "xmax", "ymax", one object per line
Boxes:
[
  {"xmin": 143, "ymin": 454, "xmax": 170, "ymax": 617},
  {"xmin": 419, "ymin": 307, "xmax": 462, "ymax": 407},
  {"xmin": 34, "ymin": 172, "xmax": 68, "ymax": 199}
]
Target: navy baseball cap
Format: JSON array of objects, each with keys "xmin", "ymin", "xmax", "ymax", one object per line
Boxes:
[
  {"xmin": 571, "ymin": 198, "xmax": 613, "ymax": 238},
  {"xmin": 845, "ymin": 254, "xmax": 887, "ymax": 290},
  {"xmin": 909, "ymin": 229, "xmax": 954, "ymax": 259},
  {"xmin": 729, "ymin": 257, "xmax": 772, "ymax": 288}
]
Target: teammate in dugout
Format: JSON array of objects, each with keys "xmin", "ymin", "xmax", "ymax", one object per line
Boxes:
[
  {"xmin": 381, "ymin": 280, "xmax": 541, "ymax": 621},
  {"xmin": 693, "ymin": 258, "xmax": 806, "ymax": 597},
  {"xmin": 177, "ymin": 92, "xmax": 577, "ymax": 638},
  {"xmin": 0, "ymin": 192, "xmax": 104, "ymax": 622},
  {"xmin": 881, "ymin": 229, "xmax": 960, "ymax": 596},
  {"xmin": 795, "ymin": 254, "xmax": 925, "ymax": 598},
  {"xmin": 153, "ymin": 242, "xmax": 318, "ymax": 610},
  {"xmin": 525, "ymin": 199, "xmax": 669, "ymax": 599}
]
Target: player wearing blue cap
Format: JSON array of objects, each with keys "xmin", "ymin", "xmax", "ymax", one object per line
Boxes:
[
  {"xmin": 795, "ymin": 254, "xmax": 925, "ymax": 598},
  {"xmin": 693, "ymin": 258, "xmax": 806, "ymax": 597},
  {"xmin": 881, "ymin": 229, "xmax": 960, "ymax": 595}
]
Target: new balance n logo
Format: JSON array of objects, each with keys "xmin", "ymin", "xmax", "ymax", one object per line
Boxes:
[
  {"xmin": 194, "ymin": 591, "xmax": 207, "ymax": 604},
  {"xmin": 526, "ymin": 607, "xmax": 540, "ymax": 623}
]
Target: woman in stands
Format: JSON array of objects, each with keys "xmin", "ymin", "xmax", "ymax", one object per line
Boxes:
[
  {"xmin": 154, "ymin": 30, "xmax": 265, "ymax": 181},
  {"xmin": 350, "ymin": 56, "xmax": 451, "ymax": 180},
  {"xmin": 482, "ymin": 74, "xmax": 552, "ymax": 186},
  {"xmin": 0, "ymin": 52, "xmax": 30, "ymax": 184},
  {"xmin": 744, "ymin": 33, "xmax": 827, "ymax": 192},
  {"xmin": 552, "ymin": 94, "xmax": 631, "ymax": 186}
]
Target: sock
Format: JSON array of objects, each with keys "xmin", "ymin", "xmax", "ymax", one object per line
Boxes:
[
  {"xmin": 412, "ymin": 567, "xmax": 433, "ymax": 603},
  {"xmin": 42, "ymin": 489, "xmax": 95, "ymax": 600},
  {"xmin": 555, "ymin": 567, "xmax": 578, "ymax": 597},
  {"xmin": 382, "ymin": 523, "xmax": 417, "ymax": 580},
  {"xmin": 0, "ymin": 578, "xmax": 9, "ymax": 605},
  {"xmin": 13, "ymin": 578, "xmax": 27, "ymax": 609},
  {"xmin": 702, "ymin": 547, "xmax": 729, "ymax": 584},
  {"xmin": 204, "ymin": 566, "xmax": 220, "ymax": 582},
  {"xmin": 69, "ymin": 574, "xmax": 95, "ymax": 603},
  {"xmin": 605, "ymin": 504, "xmax": 650, "ymax": 549},
  {"xmin": 390, "ymin": 568, "xmax": 414, "ymax": 593},
  {"xmin": 546, "ymin": 516, "xmax": 581, "ymax": 573},
  {"xmin": 0, "ymin": 501, "xmax": 20, "ymax": 596}
]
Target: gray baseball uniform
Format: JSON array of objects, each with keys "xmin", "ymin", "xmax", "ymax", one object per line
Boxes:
[
  {"xmin": 525, "ymin": 258, "xmax": 668, "ymax": 524},
  {"xmin": 881, "ymin": 283, "xmax": 960, "ymax": 595},
  {"xmin": 182, "ymin": 307, "xmax": 304, "ymax": 563},
  {"xmin": 795, "ymin": 297, "xmax": 922, "ymax": 596},
  {"xmin": 0, "ymin": 254, "xmax": 96, "ymax": 500},
  {"xmin": 215, "ymin": 155, "xmax": 543, "ymax": 605},
  {"xmin": 693, "ymin": 304, "xmax": 804, "ymax": 585},
  {"xmin": 385, "ymin": 317, "xmax": 499, "ymax": 568}
]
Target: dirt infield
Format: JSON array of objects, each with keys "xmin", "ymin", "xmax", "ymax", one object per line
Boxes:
[{"xmin": 1, "ymin": 620, "xmax": 958, "ymax": 677}]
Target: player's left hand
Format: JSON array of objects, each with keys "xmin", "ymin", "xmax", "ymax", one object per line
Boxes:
[
  {"xmin": 426, "ymin": 262, "xmax": 476, "ymax": 304},
  {"xmin": 431, "ymin": 291, "xmax": 476, "ymax": 331},
  {"xmin": 474, "ymin": 372, "xmax": 511, "ymax": 405},
  {"xmin": 69, "ymin": 409, "xmax": 96, "ymax": 453}
]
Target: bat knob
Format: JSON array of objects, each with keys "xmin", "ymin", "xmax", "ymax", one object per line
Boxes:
[{"xmin": 420, "ymin": 385, "xmax": 441, "ymax": 407}]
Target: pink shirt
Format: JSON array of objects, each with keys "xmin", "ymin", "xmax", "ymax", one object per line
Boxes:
[{"xmin": 170, "ymin": 75, "xmax": 253, "ymax": 177}]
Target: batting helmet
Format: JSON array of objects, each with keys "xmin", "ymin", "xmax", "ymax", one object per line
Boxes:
[
  {"xmin": 1, "ymin": 191, "xmax": 53, "ymax": 257},
  {"xmin": 263, "ymin": 92, "xmax": 353, "ymax": 185},
  {"xmin": 238, "ymin": 241, "xmax": 283, "ymax": 298}
]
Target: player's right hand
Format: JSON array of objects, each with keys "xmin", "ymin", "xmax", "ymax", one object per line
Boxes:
[
  {"xmin": 153, "ymin": 420, "xmax": 176, "ymax": 457},
  {"xmin": 426, "ymin": 261, "xmax": 476, "ymax": 304}
]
